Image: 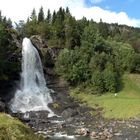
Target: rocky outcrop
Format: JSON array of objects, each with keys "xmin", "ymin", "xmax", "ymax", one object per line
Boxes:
[
  {"xmin": 30, "ymin": 35, "xmax": 48, "ymax": 49},
  {"xmin": 30, "ymin": 35, "xmax": 61, "ymax": 68},
  {"xmin": 11, "ymin": 33, "xmax": 22, "ymax": 48}
]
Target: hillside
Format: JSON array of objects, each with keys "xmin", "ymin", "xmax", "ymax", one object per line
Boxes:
[{"xmin": 70, "ymin": 74, "xmax": 140, "ymax": 119}]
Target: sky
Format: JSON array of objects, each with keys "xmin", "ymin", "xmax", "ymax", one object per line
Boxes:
[{"xmin": 0, "ymin": 0, "xmax": 140, "ymax": 27}]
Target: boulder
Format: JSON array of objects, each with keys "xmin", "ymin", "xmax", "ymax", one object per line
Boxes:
[
  {"xmin": 90, "ymin": 131, "xmax": 97, "ymax": 137},
  {"xmin": 75, "ymin": 128, "xmax": 90, "ymax": 136},
  {"xmin": 61, "ymin": 108, "xmax": 78, "ymax": 119}
]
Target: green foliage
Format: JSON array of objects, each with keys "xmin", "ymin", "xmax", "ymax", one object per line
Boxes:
[
  {"xmin": 46, "ymin": 9, "xmax": 51, "ymax": 23},
  {"xmin": 81, "ymin": 22, "xmax": 98, "ymax": 45},
  {"xmin": 64, "ymin": 14, "xmax": 79, "ymax": 48},
  {"xmin": 103, "ymin": 63, "xmax": 120, "ymax": 93},
  {"xmin": 89, "ymin": 52, "xmax": 108, "ymax": 71},
  {"xmin": 38, "ymin": 6, "xmax": 45, "ymax": 22},
  {"xmin": 98, "ymin": 19, "xmax": 109, "ymax": 39},
  {"xmin": 37, "ymin": 22, "xmax": 51, "ymax": 39},
  {"xmin": 56, "ymin": 48, "xmax": 90, "ymax": 84},
  {"xmin": 0, "ymin": 13, "xmax": 20, "ymax": 83},
  {"xmin": 31, "ymin": 8, "xmax": 37, "ymax": 21},
  {"xmin": 91, "ymin": 70, "xmax": 104, "ymax": 93},
  {"xmin": 70, "ymin": 74, "xmax": 140, "ymax": 119},
  {"xmin": 3, "ymin": 6, "xmax": 139, "ymax": 95},
  {"xmin": 131, "ymin": 53, "xmax": 140, "ymax": 73},
  {"xmin": 23, "ymin": 20, "xmax": 38, "ymax": 36},
  {"xmin": 56, "ymin": 19, "xmax": 139, "ymax": 94},
  {"xmin": 110, "ymin": 41, "xmax": 136, "ymax": 73}
]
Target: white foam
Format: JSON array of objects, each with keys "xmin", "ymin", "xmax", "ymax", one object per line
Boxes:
[
  {"xmin": 10, "ymin": 37, "xmax": 54, "ymax": 117},
  {"xmin": 53, "ymin": 133, "xmax": 76, "ymax": 139}
]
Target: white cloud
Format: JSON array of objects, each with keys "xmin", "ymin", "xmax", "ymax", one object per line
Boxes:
[
  {"xmin": 0, "ymin": 0, "xmax": 139, "ymax": 27},
  {"xmin": 89, "ymin": 0, "xmax": 104, "ymax": 4},
  {"xmin": 71, "ymin": 6, "xmax": 140, "ymax": 27},
  {"xmin": 0, "ymin": 0, "xmax": 66, "ymax": 22}
]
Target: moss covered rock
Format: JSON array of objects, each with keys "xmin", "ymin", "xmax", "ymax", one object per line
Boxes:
[{"xmin": 0, "ymin": 113, "xmax": 44, "ymax": 140}]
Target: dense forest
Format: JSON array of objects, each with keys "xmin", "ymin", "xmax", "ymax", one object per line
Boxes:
[
  {"xmin": 0, "ymin": 7, "xmax": 140, "ymax": 94},
  {"xmin": 0, "ymin": 12, "xmax": 20, "ymax": 85}
]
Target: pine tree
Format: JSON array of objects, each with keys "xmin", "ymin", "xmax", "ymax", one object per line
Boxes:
[
  {"xmin": 98, "ymin": 19, "xmax": 109, "ymax": 39},
  {"xmin": 31, "ymin": 8, "xmax": 37, "ymax": 21},
  {"xmin": 6, "ymin": 18, "xmax": 12, "ymax": 28},
  {"xmin": 64, "ymin": 14, "xmax": 78, "ymax": 48},
  {"xmin": 52, "ymin": 10, "xmax": 56, "ymax": 24},
  {"xmin": 66, "ymin": 7, "xmax": 70, "ymax": 14},
  {"xmin": 46, "ymin": 9, "xmax": 51, "ymax": 23},
  {"xmin": 38, "ymin": 6, "xmax": 44, "ymax": 22},
  {"xmin": 0, "ymin": 11, "xmax": 2, "ymax": 22}
]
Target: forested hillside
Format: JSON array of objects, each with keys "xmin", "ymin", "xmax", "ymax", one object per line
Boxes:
[
  {"xmin": 0, "ymin": 11, "xmax": 20, "ymax": 89},
  {"xmin": 0, "ymin": 7, "xmax": 140, "ymax": 94}
]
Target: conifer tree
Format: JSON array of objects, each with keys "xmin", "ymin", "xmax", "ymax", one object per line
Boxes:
[
  {"xmin": 31, "ymin": 8, "xmax": 37, "ymax": 21},
  {"xmin": 46, "ymin": 9, "xmax": 51, "ymax": 23},
  {"xmin": 38, "ymin": 6, "xmax": 44, "ymax": 22}
]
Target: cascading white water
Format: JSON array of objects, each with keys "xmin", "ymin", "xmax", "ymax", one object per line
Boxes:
[{"xmin": 10, "ymin": 37, "xmax": 54, "ymax": 117}]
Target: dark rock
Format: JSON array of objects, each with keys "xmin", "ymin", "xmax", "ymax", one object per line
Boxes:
[
  {"xmin": 27, "ymin": 111, "xmax": 49, "ymax": 120},
  {"xmin": 11, "ymin": 33, "xmax": 22, "ymax": 48},
  {"xmin": 42, "ymin": 47, "xmax": 62, "ymax": 67},
  {"xmin": 0, "ymin": 100, "xmax": 5, "ymax": 112},
  {"xmin": 30, "ymin": 35, "xmax": 62, "ymax": 68},
  {"xmin": 30, "ymin": 35, "xmax": 48, "ymax": 48},
  {"xmin": 66, "ymin": 117, "xmax": 74, "ymax": 123},
  {"xmin": 63, "ymin": 102, "xmax": 79, "ymax": 110},
  {"xmin": 61, "ymin": 108, "xmax": 78, "ymax": 119}
]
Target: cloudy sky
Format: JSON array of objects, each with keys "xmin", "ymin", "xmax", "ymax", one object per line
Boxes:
[{"xmin": 0, "ymin": 0, "xmax": 140, "ymax": 27}]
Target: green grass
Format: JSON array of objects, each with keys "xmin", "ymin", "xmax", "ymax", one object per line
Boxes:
[
  {"xmin": 70, "ymin": 74, "xmax": 140, "ymax": 119},
  {"xmin": 0, "ymin": 113, "xmax": 44, "ymax": 140}
]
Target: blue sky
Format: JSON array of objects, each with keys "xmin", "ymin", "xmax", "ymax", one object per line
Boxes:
[
  {"xmin": 86, "ymin": 0, "xmax": 139, "ymax": 19},
  {"xmin": 0, "ymin": 0, "xmax": 139, "ymax": 27}
]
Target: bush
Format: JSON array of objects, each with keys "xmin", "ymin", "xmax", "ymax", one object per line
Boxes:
[
  {"xmin": 91, "ymin": 70, "xmax": 105, "ymax": 93},
  {"xmin": 55, "ymin": 48, "xmax": 90, "ymax": 85},
  {"xmin": 103, "ymin": 63, "xmax": 119, "ymax": 93}
]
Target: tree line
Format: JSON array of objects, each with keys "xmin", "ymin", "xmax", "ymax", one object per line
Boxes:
[{"xmin": 0, "ymin": 7, "xmax": 140, "ymax": 94}]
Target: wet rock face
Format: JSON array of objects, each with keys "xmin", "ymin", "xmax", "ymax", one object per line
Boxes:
[
  {"xmin": 30, "ymin": 35, "xmax": 48, "ymax": 49},
  {"xmin": 0, "ymin": 100, "xmax": 6, "ymax": 112},
  {"xmin": 61, "ymin": 108, "xmax": 78, "ymax": 119},
  {"xmin": 30, "ymin": 35, "xmax": 61, "ymax": 68},
  {"xmin": 11, "ymin": 33, "xmax": 22, "ymax": 48}
]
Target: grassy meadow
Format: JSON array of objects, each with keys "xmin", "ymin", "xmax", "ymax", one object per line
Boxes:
[{"xmin": 70, "ymin": 74, "xmax": 140, "ymax": 119}]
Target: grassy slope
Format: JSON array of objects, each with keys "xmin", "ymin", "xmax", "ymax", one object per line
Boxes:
[
  {"xmin": 0, "ymin": 113, "xmax": 44, "ymax": 140},
  {"xmin": 70, "ymin": 74, "xmax": 140, "ymax": 119}
]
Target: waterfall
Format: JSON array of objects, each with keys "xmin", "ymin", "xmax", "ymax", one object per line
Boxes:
[{"xmin": 10, "ymin": 37, "xmax": 54, "ymax": 117}]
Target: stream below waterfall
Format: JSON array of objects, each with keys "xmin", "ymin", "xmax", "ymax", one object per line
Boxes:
[
  {"xmin": 11, "ymin": 83, "xmax": 140, "ymax": 140},
  {"xmin": 12, "ymin": 109, "xmax": 140, "ymax": 140}
]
